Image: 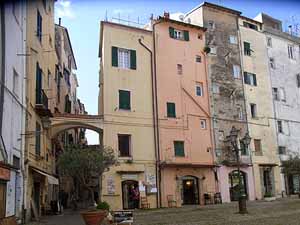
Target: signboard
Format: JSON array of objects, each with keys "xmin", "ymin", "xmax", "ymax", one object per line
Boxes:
[
  {"xmin": 107, "ymin": 176, "xmax": 115, "ymax": 194},
  {"xmin": 113, "ymin": 210, "xmax": 133, "ymax": 224},
  {"xmin": 0, "ymin": 166, "xmax": 10, "ymax": 181},
  {"xmin": 121, "ymin": 174, "xmax": 138, "ymax": 180}
]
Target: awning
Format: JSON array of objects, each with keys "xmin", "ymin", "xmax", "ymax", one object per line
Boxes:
[{"xmin": 33, "ymin": 169, "xmax": 59, "ymax": 185}]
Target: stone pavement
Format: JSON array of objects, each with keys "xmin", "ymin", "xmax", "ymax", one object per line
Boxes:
[{"xmin": 27, "ymin": 197, "xmax": 300, "ymax": 225}]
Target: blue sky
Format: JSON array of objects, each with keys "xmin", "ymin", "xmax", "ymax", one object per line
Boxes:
[{"xmin": 54, "ymin": 0, "xmax": 300, "ymax": 144}]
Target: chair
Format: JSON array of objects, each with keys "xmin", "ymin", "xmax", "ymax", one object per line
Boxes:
[
  {"xmin": 140, "ymin": 197, "xmax": 150, "ymax": 209},
  {"xmin": 204, "ymin": 193, "xmax": 213, "ymax": 205},
  {"xmin": 214, "ymin": 192, "xmax": 222, "ymax": 204},
  {"xmin": 167, "ymin": 195, "xmax": 177, "ymax": 208}
]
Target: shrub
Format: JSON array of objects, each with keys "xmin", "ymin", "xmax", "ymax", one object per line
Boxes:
[{"xmin": 97, "ymin": 201, "xmax": 110, "ymax": 211}]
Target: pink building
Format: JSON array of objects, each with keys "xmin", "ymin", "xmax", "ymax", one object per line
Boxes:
[{"xmin": 153, "ymin": 15, "xmax": 217, "ymax": 207}]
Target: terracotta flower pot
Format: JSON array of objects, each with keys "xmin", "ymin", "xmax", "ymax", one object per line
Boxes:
[{"xmin": 81, "ymin": 210, "xmax": 107, "ymax": 225}]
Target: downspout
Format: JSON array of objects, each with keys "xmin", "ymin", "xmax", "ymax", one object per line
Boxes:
[
  {"xmin": 0, "ymin": 3, "xmax": 8, "ymax": 162},
  {"xmin": 138, "ymin": 38, "xmax": 159, "ymax": 208}
]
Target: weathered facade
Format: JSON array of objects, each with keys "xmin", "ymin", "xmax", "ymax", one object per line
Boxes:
[
  {"xmin": 255, "ymin": 13, "xmax": 300, "ymax": 195},
  {"xmin": 238, "ymin": 16, "xmax": 282, "ymax": 199},
  {"xmin": 185, "ymin": 2, "xmax": 255, "ymax": 202},
  {"xmin": 99, "ymin": 22, "xmax": 157, "ymax": 210},
  {"xmin": 153, "ymin": 16, "xmax": 216, "ymax": 207}
]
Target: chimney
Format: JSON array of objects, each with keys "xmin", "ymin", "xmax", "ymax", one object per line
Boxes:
[
  {"xmin": 164, "ymin": 11, "xmax": 170, "ymax": 19},
  {"xmin": 288, "ymin": 25, "xmax": 292, "ymax": 35},
  {"xmin": 59, "ymin": 17, "xmax": 62, "ymax": 26}
]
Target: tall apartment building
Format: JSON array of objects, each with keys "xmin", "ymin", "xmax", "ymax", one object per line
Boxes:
[
  {"xmin": 238, "ymin": 16, "xmax": 282, "ymax": 199},
  {"xmin": 185, "ymin": 2, "xmax": 255, "ymax": 202},
  {"xmin": 0, "ymin": 1, "xmax": 26, "ymax": 221},
  {"xmin": 99, "ymin": 21, "xmax": 157, "ymax": 210},
  {"xmin": 24, "ymin": 0, "xmax": 58, "ymax": 221},
  {"xmin": 152, "ymin": 15, "xmax": 216, "ymax": 207},
  {"xmin": 255, "ymin": 13, "xmax": 300, "ymax": 195}
]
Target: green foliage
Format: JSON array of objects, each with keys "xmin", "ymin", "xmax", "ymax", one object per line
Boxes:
[
  {"xmin": 203, "ymin": 46, "xmax": 211, "ymax": 54},
  {"xmin": 57, "ymin": 145, "xmax": 117, "ymax": 188},
  {"xmin": 96, "ymin": 201, "xmax": 110, "ymax": 211},
  {"xmin": 281, "ymin": 156, "xmax": 300, "ymax": 175},
  {"xmin": 264, "ymin": 192, "xmax": 273, "ymax": 198}
]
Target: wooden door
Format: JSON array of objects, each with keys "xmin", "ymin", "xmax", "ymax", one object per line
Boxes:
[{"xmin": 0, "ymin": 182, "xmax": 7, "ymax": 219}]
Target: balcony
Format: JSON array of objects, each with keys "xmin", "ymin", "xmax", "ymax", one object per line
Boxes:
[
  {"xmin": 35, "ymin": 89, "xmax": 52, "ymax": 117},
  {"xmin": 218, "ymin": 151, "xmax": 252, "ymax": 166}
]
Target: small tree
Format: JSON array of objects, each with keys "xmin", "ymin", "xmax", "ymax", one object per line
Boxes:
[
  {"xmin": 57, "ymin": 144, "xmax": 117, "ymax": 204},
  {"xmin": 281, "ymin": 156, "xmax": 300, "ymax": 197}
]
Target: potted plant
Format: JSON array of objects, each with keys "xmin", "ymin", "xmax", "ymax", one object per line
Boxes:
[{"xmin": 81, "ymin": 202, "xmax": 110, "ymax": 225}]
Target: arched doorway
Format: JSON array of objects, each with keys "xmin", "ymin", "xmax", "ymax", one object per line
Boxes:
[
  {"xmin": 122, "ymin": 180, "xmax": 139, "ymax": 209},
  {"xmin": 229, "ymin": 170, "xmax": 248, "ymax": 201},
  {"xmin": 182, "ymin": 176, "xmax": 199, "ymax": 205}
]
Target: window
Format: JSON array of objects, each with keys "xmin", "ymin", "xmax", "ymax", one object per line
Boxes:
[
  {"xmin": 288, "ymin": 45, "xmax": 294, "ymax": 59},
  {"xmin": 35, "ymin": 122, "xmax": 41, "ymax": 156},
  {"xmin": 200, "ymin": 120, "xmax": 206, "ymax": 129},
  {"xmin": 167, "ymin": 102, "xmax": 176, "ymax": 118},
  {"xmin": 237, "ymin": 106, "xmax": 243, "ymax": 120},
  {"xmin": 208, "ymin": 21, "xmax": 215, "ymax": 30},
  {"xmin": 111, "ymin": 46, "xmax": 136, "ymax": 70},
  {"xmin": 118, "ymin": 134, "xmax": 131, "ymax": 157},
  {"xmin": 13, "ymin": 155, "xmax": 20, "ymax": 169},
  {"xmin": 272, "ymin": 88, "xmax": 279, "ymax": 100},
  {"xmin": 169, "ymin": 27, "xmax": 189, "ymax": 41},
  {"xmin": 177, "ymin": 64, "xmax": 183, "ymax": 75},
  {"xmin": 269, "ymin": 57, "xmax": 275, "ymax": 69},
  {"xmin": 250, "ymin": 103, "xmax": 257, "ymax": 118},
  {"xmin": 277, "ymin": 120, "xmax": 283, "ymax": 133},
  {"xmin": 233, "ymin": 65, "xmax": 240, "ymax": 79},
  {"xmin": 13, "ymin": 69, "xmax": 19, "ymax": 97},
  {"xmin": 243, "ymin": 21, "xmax": 258, "ymax": 30},
  {"xmin": 218, "ymin": 131, "xmax": 225, "ymax": 141},
  {"xmin": 254, "ymin": 139, "xmax": 262, "ymax": 156},
  {"xmin": 297, "ymin": 74, "xmax": 300, "ymax": 88},
  {"xmin": 267, "ymin": 37, "xmax": 272, "ymax": 47},
  {"xmin": 278, "ymin": 146, "xmax": 286, "ymax": 155},
  {"xmin": 279, "ymin": 88, "xmax": 286, "ymax": 101},
  {"xmin": 196, "ymin": 55, "xmax": 201, "ymax": 63},
  {"xmin": 210, "ymin": 47, "xmax": 217, "ymax": 54},
  {"xmin": 119, "ymin": 90, "xmax": 131, "ymax": 110},
  {"xmin": 244, "ymin": 72, "xmax": 257, "ymax": 86},
  {"xmin": 229, "ymin": 35, "xmax": 237, "ymax": 44},
  {"xmin": 174, "ymin": 141, "xmax": 184, "ymax": 157},
  {"xmin": 244, "ymin": 42, "xmax": 251, "ymax": 56},
  {"xmin": 240, "ymin": 141, "xmax": 248, "ymax": 155},
  {"xmin": 198, "ymin": 34, "xmax": 203, "ymax": 39},
  {"xmin": 196, "ymin": 83, "xmax": 203, "ymax": 96},
  {"xmin": 47, "ymin": 70, "xmax": 51, "ymax": 88},
  {"xmin": 212, "ymin": 83, "xmax": 220, "ymax": 94},
  {"xmin": 37, "ymin": 10, "xmax": 42, "ymax": 42}
]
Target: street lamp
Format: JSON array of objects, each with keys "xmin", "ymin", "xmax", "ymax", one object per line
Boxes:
[{"xmin": 229, "ymin": 126, "xmax": 251, "ymax": 214}]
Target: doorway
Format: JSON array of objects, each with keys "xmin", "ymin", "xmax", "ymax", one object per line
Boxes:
[
  {"xmin": 122, "ymin": 180, "xmax": 139, "ymax": 209},
  {"xmin": 0, "ymin": 182, "xmax": 6, "ymax": 219},
  {"xmin": 229, "ymin": 170, "xmax": 248, "ymax": 201},
  {"xmin": 263, "ymin": 168, "xmax": 273, "ymax": 196},
  {"xmin": 33, "ymin": 182, "xmax": 41, "ymax": 216},
  {"xmin": 182, "ymin": 176, "xmax": 199, "ymax": 205}
]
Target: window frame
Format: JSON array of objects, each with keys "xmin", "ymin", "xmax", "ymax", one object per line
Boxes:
[
  {"xmin": 174, "ymin": 141, "xmax": 185, "ymax": 157},
  {"xmin": 233, "ymin": 65, "xmax": 240, "ymax": 79},
  {"xmin": 254, "ymin": 139, "xmax": 262, "ymax": 156},
  {"xmin": 196, "ymin": 83, "xmax": 203, "ymax": 97},
  {"xmin": 250, "ymin": 103, "xmax": 257, "ymax": 118},
  {"xmin": 229, "ymin": 35, "xmax": 237, "ymax": 44},
  {"xmin": 244, "ymin": 41, "xmax": 251, "ymax": 56},
  {"xmin": 277, "ymin": 120, "xmax": 283, "ymax": 134},
  {"xmin": 167, "ymin": 102, "xmax": 176, "ymax": 118},
  {"xmin": 196, "ymin": 55, "xmax": 201, "ymax": 63},
  {"xmin": 118, "ymin": 134, "xmax": 131, "ymax": 157},
  {"xmin": 288, "ymin": 44, "xmax": 294, "ymax": 59},
  {"xmin": 119, "ymin": 90, "xmax": 131, "ymax": 110},
  {"xmin": 177, "ymin": 64, "xmax": 183, "ymax": 75},
  {"xmin": 13, "ymin": 68, "xmax": 19, "ymax": 97},
  {"xmin": 118, "ymin": 48, "xmax": 131, "ymax": 69},
  {"xmin": 200, "ymin": 119, "xmax": 206, "ymax": 129}
]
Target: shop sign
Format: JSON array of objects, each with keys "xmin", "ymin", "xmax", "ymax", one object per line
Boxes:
[{"xmin": 121, "ymin": 174, "xmax": 138, "ymax": 180}]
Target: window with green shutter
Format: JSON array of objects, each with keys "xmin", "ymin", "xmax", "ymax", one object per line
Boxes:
[
  {"xmin": 169, "ymin": 27, "xmax": 175, "ymax": 38},
  {"xmin": 174, "ymin": 141, "xmax": 184, "ymax": 157},
  {"xmin": 167, "ymin": 102, "xmax": 176, "ymax": 118},
  {"xmin": 112, "ymin": 46, "xmax": 118, "ymax": 67},
  {"xmin": 130, "ymin": 50, "xmax": 136, "ymax": 70},
  {"xmin": 119, "ymin": 90, "xmax": 131, "ymax": 110},
  {"xmin": 183, "ymin": 30, "xmax": 189, "ymax": 41},
  {"xmin": 244, "ymin": 42, "xmax": 251, "ymax": 56}
]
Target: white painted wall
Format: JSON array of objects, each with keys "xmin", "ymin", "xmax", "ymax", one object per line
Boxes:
[{"xmin": 2, "ymin": 1, "xmax": 26, "ymax": 219}]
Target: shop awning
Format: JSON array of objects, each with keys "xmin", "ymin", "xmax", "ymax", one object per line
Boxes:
[{"xmin": 33, "ymin": 169, "xmax": 59, "ymax": 185}]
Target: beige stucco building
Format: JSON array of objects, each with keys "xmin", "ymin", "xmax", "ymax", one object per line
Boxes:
[
  {"xmin": 99, "ymin": 21, "xmax": 157, "ymax": 210},
  {"xmin": 238, "ymin": 16, "xmax": 282, "ymax": 199}
]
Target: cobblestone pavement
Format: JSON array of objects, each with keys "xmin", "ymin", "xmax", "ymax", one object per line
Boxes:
[
  {"xmin": 134, "ymin": 198, "xmax": 300, "ymax": 225},
  {"xmin": 27, "ymin": 198, "xmax": 300, "ymax": 225}
]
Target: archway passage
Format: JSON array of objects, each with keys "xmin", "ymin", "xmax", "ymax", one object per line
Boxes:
[
  {"xmin": 182, "ymin": 176, "xmax": 199, "ymax": 205},
  {"xmin": 122, "ymin": 180, "xmax": 139, "ymax": 209},
  {"xmin": 229, "ymin": 170, "xmax": 248, "ymax": 201}
]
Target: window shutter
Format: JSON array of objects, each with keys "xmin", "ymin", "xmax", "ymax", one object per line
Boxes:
[
  {"xmin": 169, "ymin": 27, "xmax": 175, "ymax": 38},
  {"xmin": 244, "ymin": 42, "xmax": 250, "ymax": 51},
  {"xmin": 243, "ymin": 72, "xmax": 248, "ymax": 84},
  {"xmin": 119, "ymin": 90, "xmax": 130, "ymax": 110},
  {"xmin": 297, "ymin": 74, "xmax": 300, "ymax": 88},
  {"xmin": 174, "ymin": 141, "xmax": 184, "ymax": 157},
  {"xmin": 167, "ymin": 103, "xmax": 176, "ymax": 118},
  {"xmin": 130, "ymin": 50, "xmax": 136, "ymax": 70},
  {"xmin": 253, "ymin": 74, "xmax": 257, "ymax": 86},
  {"xmin": 183, "ymin": 30, "xmax": 189, "ymax": 41},
  {"xmin": 37, "ymin": 11, "xmax": 40, "ymax": 37},
  {"xmin": 112, "ymin": 46, "xmax": 118, "ymax": 67}
]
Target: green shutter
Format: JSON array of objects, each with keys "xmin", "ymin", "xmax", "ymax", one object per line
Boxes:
[
  {"xmin": 244, "ymin": 42, "xmax": 250, "ymax": 50},
  {"xmin": 112, "ymin": 46, "xmax": 118, "ymax": 67},
  {"xmin": 130, "ymin": 50, "xmax": 136, "ymax": 70},
  {"xmin": 174, "ymin": 141, "xmax": 184, "ymax": 157},
  {"xmin": 169, "ymin": 27, "xmax": 175, "ymax": 38},
  {"xmin": 119, "ymin": 90, "xmax": 130, "ymax": 110},
  {"xmin": 167, "ymin": 102, "xmax": 176, "ymax": 118},
  {"xmin": 184, "ymin": 30, "xmax": 189, "ymax": 41},
  {"xmin": 253, "ymin": 74, "xmax": 257, "ymax": 86}
]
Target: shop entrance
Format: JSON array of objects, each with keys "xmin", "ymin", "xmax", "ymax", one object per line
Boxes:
[
  {"xmin": 122, "ymin": 180, "xmax": 139, "ymax": 209},
  {"xmin": 182, "ymin": 176, "xmax": 199, "ymax": 205},
  {"xmin": 262, "ymin": 168, "xmax": 273, "ymax": 196},
  {"xmin": 0, "ymin": 182, "xmax": 6, "ymax": 218}
]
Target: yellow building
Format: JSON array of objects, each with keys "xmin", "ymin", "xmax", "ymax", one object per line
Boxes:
[
  {"xmin": 24, "ymin": 0, "xmax": 58, "ymax": 221},
  {"xmin": 99, "ymin": 21, "xmax": 157, "ymax": 210},
  {"xmin": 238, "ymin": 16, "xmax": 282, "ymax": 199}
]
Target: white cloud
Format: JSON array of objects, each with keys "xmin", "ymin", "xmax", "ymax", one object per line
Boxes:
[{"xmin": 55, "ymin": 0, "xmax": 75, "ymax": 19}]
